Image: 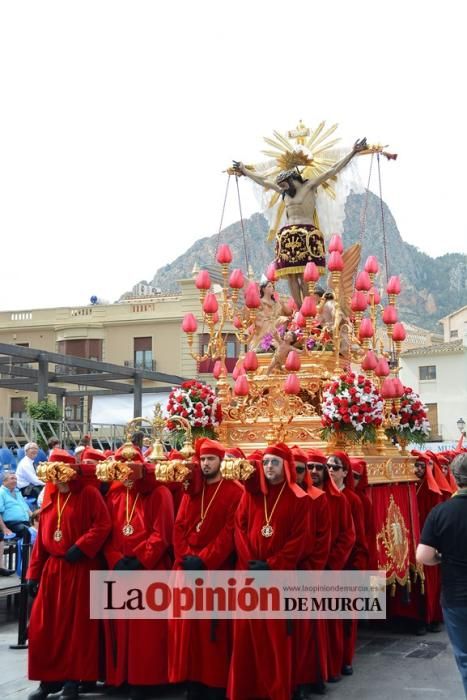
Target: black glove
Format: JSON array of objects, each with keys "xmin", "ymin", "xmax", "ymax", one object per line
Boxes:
[
  {"xmin": 114, "ymin": 556, "xmax": 142, "ymax": 571},
  {"xmin": 25, "ymin": 579, "xmax": 39, "ymax": 598},
  {"xmin": 114, "ymin": 557, "xmax": 129, "ymax": 571},
  {"xmin": 248, "ymin": 560, "xmax": 269, "ymax": 570},
  {"xmin": 64, "ymin": 544, "xmax": 85, "ymax": 563},
  {"xmin": 123, "ymin": 556, "xmax": 143, "ymax": 571},
  {"xmin": 181, "ymin": 555, "xmax": 205, "ymax": 570}
]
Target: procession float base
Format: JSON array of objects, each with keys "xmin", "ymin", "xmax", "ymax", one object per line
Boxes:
[{"xmin": 215, "ymin": 352, "xmax": 420, "ymax": 589}]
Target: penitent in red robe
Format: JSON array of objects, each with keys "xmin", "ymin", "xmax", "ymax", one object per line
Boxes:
[
  {"xmin": 103, "ymin": 481, "xmax": 174, "ymax": 687},
  {"xmin": 228, "ymin": 484, "xmax": 310, "ymax": 700},
  {"xmin": 27, "ymin": 485, "xmax": 111, "ymax": 682},
  {"xmin": 294, "ymin": 480, "xmax": 332, "ymax": 688},
  {"xmin": 341, "ymin": 474, "xmax": 369, "ymax": 669},
  {"xmin": 416, "ymin": 466, "xmax": 443, "ymax": 624},
  {"xmin": 169, "ymin": 477, "xmax": 244, "ymax": 690},
  {"xmin": 322, "ymin": 476, "xmax": 356, "ymax": 681}
]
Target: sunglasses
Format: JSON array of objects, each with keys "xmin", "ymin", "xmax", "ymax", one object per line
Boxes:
[
  {"xmin": 327, "ymin": 463, "xmax": 343, "ymax": 471},
  {"xmin": 295, "ymin": 466, "xmax": 306, "ymax": 474},
  {"xmin": 352, "ymin": 472, "xmax": 361, "ymax": 480},
  {"xmin": 307, "ymin": 463, "xmax": 324, "ymax": 471},
  {"xmin": 263, "ymin": 458, "xmax": 282, "ymax": 467}
]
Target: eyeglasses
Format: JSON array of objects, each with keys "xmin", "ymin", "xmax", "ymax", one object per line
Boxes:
[
  {"xmin": 307, "ymin": 463, "xmax": 324, "ymax": 471},
  {"xmin": 263, "ymin": 458, "xmax": 282, "ymax": 467},
  {"xmin": 295, "ymin": 466, "xmax": 306, "ymax": 474},
  {"xmin": 327, "ymin": 462, "xmax": 343, "ymax": 471},
  {"xmin": 352, "ymin": 472, "xmax": 361, "ymax": 480}
]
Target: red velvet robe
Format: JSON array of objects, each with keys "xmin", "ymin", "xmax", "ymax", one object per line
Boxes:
[
  {"xmin": 169, "ymin": 478, "xmax": 244, "ymax": 689},
  {"xmin": 416, "ymin": 471, "xmax": 443, "ymax": 624},
  {"xmin": 27, "ymin": 485, "xmax": 111, "ymax": 682},
  {"xmin": 353, "ymin": 461, "xmax": 378, "ymax": 570},
  {"xmin": 341, "ymin": 485, "xmax": 369, "ymax": 667},
  {"xmin": 103, "ymin": 481, "xmax": 174, "ymax": 686},
  {"xmin": 228, "ymin": 484, "xmax": 309, "ymax": 700},
  {"xmin": 294, "ymin": 484, "xmax": 331, "ymax": 688},
  {"xmin": 323, "ymin": 480, "xmax": 356, "ymax": 680}
]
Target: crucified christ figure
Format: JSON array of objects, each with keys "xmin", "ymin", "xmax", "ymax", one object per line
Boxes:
[{"xmin": 233, "ymin": 138, "xmax": 367, "ymax": 307}]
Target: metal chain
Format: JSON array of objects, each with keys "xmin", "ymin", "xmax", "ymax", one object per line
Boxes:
[
  {"xmin": 376, "ymin": 154, "xmax": 390, "ymax": 286},
  {"xmin": 214, "ymin": 175, "xmax": 232, "ymax": 257},
  {"xmin": 359, "ymin": 154, "xmax": 374, "ymax": 243},
  {"xmin": 235, "ymin": 175, "xmax": 250, "ymax": 272}
]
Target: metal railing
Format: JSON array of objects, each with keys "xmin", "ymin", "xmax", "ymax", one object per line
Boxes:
[{"xmin": 0, "ymin": 417, "xmax": 126, "ymax": 451}]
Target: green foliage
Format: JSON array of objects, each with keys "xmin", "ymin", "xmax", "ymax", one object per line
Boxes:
[
  {"xmin": 385, "ymin": 427, "xmax": 428, "ymax": 447},
  {"xmin": 25, "ymin": 399, "xmax": 61, "ymax": 450},
  {"xmin": 321, "ymin": 424, "xmax": 378, "ymax": 445},
  {"xmin": 26, "ymin": 399, "xmax": 61, "ymax": 421}
]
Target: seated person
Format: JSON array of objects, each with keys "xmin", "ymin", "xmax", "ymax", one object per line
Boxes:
[
  {"xmin": 0, "ymin": 472, "xmax": 32, "ymax": 543},
  {"xmin": 15, "ymin": 442, "xmax": 44, "ymax": 499}
]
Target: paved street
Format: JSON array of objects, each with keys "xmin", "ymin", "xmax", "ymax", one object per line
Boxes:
[{"xmin": 0, "ymin": 605, "xmax": 464, "ymax": 700}]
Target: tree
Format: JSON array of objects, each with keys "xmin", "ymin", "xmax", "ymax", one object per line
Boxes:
[{"xmin": 26, "ymin": 398, "xmax": 61, "ymax": 451}]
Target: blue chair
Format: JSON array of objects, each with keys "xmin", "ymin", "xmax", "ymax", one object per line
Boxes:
[
  {"xmin": 0, "ymin": 447, "xmax": 16, "ymax": 471},
  {"xmin": 36, "ymin": 448, "xmax": 47, "ymax": 464}
]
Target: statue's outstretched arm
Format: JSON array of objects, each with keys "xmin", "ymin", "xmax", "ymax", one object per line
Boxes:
[
  {"xmin": 232, "ymin": 161, "xmax": 282, "ymax": 193},
  {"xmin": 306, "ymin": 138, "xmax": 367, "ymax": 190}
]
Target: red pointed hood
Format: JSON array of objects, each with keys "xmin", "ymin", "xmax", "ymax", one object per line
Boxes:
[
  {"xmin": 261, "ymin": 443, "xmax": 306, "ymax": 497},
  {"xmin": 349, "ymin": 457, "xmax": 369, "ymax": 492},
  {"xmin": 411, "ymin": 450, "xmax": 442, "ymax": 495},
  {"xmin": 426, "ymin": 451, "xmax": 454, "ymax": 495},
  {"xmin": 195, "ymin": 437, "xmax": 226, "ymax": 461},
  {"xmin": 224, "ymin": 446, "xmax": 246, "ymax": 459},
  {"xmin": 332, "ymin": 450, "xmax": 356, "ymax": 490}
]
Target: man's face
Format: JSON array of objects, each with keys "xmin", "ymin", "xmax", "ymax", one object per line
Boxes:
[
  {"xmin": 414, "ymin": 460, "xmax": 426, "ymax": 480},
  {"xmin": 307, "ymin": 461, "xmax": 325, "ymax": 487},
  {"xmin": 26, "ymin": 445, "xmax": 39, "ymax": 459},
  {"xmin": 262, "ymin": 454, "xmax": 284, "ymax": 485},
  {"xmin": 3, "ymin": 474, "xmax": 17, "ymax": 490},
  {"xmin": 295, "ymin": 461, "xmax": 306, "ymax": 485},
  {"xmin": 441, "ymin": 464, "xmax": 448, "ymax": 476},
  {"xmin": 352, "ymin": 471, "xmax": 362, "ymax": 485},
  {"xmin": 327, "ymin": 456, "xmax": 346, "ymax": 488},
  {"xmin": 200, "ymin": 454, "xmax": 221, "ymax": 479}
]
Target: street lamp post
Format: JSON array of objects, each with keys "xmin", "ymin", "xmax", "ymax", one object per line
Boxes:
[
  {"xmin": 457, "ymin": 417, "xmax": 466, "ymax": 437},
  {"xmin": 64, "ymin": 405, "xmax": 72, "ymax": 446}
]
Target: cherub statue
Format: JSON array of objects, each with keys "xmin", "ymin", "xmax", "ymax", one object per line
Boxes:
[{"xmin": 266, "ymin": 331, "xmax": 300, "ymax": 375}]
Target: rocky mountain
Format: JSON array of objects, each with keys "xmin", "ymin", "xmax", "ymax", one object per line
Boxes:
[{"xmin": 129, "ymin": 192, "xmax": 467, "ymax": 331}]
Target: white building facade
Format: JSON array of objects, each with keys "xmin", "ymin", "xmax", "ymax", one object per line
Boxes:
[{"xmin": 400, "ymin": 336, "xmax": 467, "ymax": 443}]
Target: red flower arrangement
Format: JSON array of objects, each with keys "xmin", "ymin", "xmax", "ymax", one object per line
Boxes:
[
  {"xmin": 386, "ymin": 386, "xmax": 430, "ymax": 445},
  {"xmin": 166, "ymin": 380, "xmax": 222, "ymax": 436},
  {"xmin": 321, "ymin": 371, "xmax": 384, "ymax": 443}
]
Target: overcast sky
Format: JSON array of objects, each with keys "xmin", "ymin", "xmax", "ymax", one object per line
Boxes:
[{"xmin": 1, "ymin": 1, "xmax": 465, "ymax": 310}]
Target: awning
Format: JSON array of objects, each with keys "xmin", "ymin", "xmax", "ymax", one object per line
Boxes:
[{"xmin": 90, "ymin": 393, "xmax": 170, "ymax": 425}]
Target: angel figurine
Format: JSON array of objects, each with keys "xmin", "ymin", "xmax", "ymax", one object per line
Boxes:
[{"xmin": 247, "ymin": 280, "xmax": 293, "ymax": 352}]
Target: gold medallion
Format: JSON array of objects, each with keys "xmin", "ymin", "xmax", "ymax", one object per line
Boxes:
[
  {"xmin": 53, "ymin": 528, "xmax": 63, "ymax": 542},
  {"xmin": 195, "ymin": 521, "xmax": 203, "ymax": 533},
  {"xmin": 261, "ymin": 524, "xmax": 274, "ymax": 538},
  {"xmin": 122, "ymin": 523, "xmax": 134, "ymax": 536}
]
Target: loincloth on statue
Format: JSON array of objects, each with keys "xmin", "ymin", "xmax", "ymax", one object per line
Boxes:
[{"xmin": 274, "ymin": 224, "xmax": 326, "ymax": 278}]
